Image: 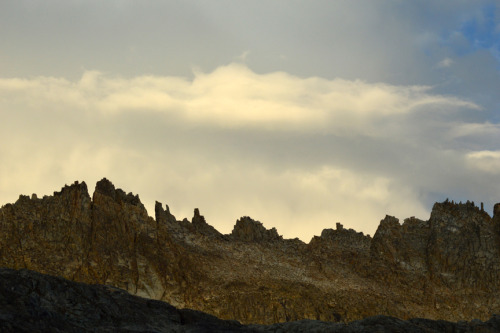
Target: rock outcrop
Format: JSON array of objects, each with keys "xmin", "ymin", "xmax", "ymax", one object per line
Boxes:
[
  {"xmin": 230, "ymin": 216, "xmax": 282, "ymax": 242},
  {"xmin": 2, "ymin": 268, "xmax": 500, "ymax": 333},
  {"xmin": 1, "ymin": 178, "xmax": 500, "ymax": 325}
]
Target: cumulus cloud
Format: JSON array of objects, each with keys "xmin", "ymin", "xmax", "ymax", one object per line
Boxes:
[
  {"xmin": 0, "ymin": 64, "xmax": 497, "ymax": 240},
  {"xmin": 0, "ymin": 64, "xmax": 479, "ymax": 130}
]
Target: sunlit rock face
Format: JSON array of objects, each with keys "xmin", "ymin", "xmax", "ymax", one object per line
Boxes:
[{"xmin": 1, "ymin": 178, "xmax": 500, "ymax": 324}]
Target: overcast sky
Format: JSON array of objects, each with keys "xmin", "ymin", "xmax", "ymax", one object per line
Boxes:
[{"xmin": 1, "ymin": 1, "xmax": 499, "ymax": 240}]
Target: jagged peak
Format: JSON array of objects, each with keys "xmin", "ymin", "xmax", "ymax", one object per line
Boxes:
[
  {"xmin": 155, "ymin": 201, "xmax": 171, "ymax": 215},
  {"xmin": 433, "ymin": 199, "xmax": 487, "ymax": 213},
  {"xmin": 402, "ymin": 216, "xmax": 426, "ymax": 226},
  {"xmin": 378, "ymin": 215, "xmax": 400, "ymax": 228},
  {"xmin": 230, "ymin": 216, "xmax": 282, "ymax": 242},
  {"xmin": 94, "ymin": 177, "xmax": 116, "ymax": 199},
  {"xmin": 3, "ymin": 179, "xmax": 500, "ymax": 325},
  {"xmin": 319, "ymin": 222, "xmax": 371, "ymax": 240},
  {"xmin": 51, "ymin": 180, "xmax": 89, "ymax": 197},
  {"xmin": 93, "ymin": 178, "xmax": 144, "ymax": 208},
  {"xmin": 430, "ymin": 200, "xmax": 492, "ymax": 224},
  {"xmin": 4, "ymin": 177, "xmax": 499, "ymax": 246},
  {"xmin": 192, "ymin": 208, "xmax": 203, "ymax": 221},
  {"xmin": 155, "ymin": 201, "xmax": 177, "ymax": 223},
  {"xmin": 155, "ymin": 201, "xmax": 164, "ymax": 214},
  {"xmin": 14, "ymin": 180, "xmax": 90, "ymax": 205},
  {"xmin": 493, "ymin": 203, "xmax": 500, "ymax": 218},
  {"xmin": 309, "ymin": 222, "xmax": 371, "ymax": 253},
  {"xmin": 191, "ymin": 208, "xmax": 221, "ymax": 237}
]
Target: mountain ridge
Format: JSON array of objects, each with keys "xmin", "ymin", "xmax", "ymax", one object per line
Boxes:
[{"xmin": 1, "ymin": 178, "xmax": 499, "ymax": 324}]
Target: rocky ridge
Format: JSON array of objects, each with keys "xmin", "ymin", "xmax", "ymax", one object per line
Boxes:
[{"xmin": 1, "ymin": 178, "xmax": 500, "ymax": 324}]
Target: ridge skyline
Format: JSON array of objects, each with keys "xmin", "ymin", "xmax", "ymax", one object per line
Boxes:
[
  {"xmin": 2, "ymin": 175, "xmax": 500, "ymax": 323},
  {"xmin": 2, "ymin": 177, "xmax": 495, "ymax": 242}
]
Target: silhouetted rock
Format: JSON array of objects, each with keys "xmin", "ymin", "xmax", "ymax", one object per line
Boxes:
[
  {"xmin": 192, "ymin": 208, "xmax": 222, "ymax": 237},
  {"xmin": 230, "ymin": 216, "xmax": 282, "ymax": 242}
]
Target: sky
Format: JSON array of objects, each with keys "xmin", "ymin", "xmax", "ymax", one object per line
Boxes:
[{"xmin": 1, "ymin": 1, "xmax": 500, "ymax": 241}]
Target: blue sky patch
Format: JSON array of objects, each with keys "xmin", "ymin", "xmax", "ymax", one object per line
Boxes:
[{"xmin": 460, "ymin": 4, "xmax": 500, "ymax": 63}]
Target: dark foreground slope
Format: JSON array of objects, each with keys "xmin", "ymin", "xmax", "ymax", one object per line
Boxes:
[
  {"xmin": 1, "ymin": 268, "xmax": 499, "ymax": 333},
  {"xmin": 1, "ymin": 178, "xmax": 500, "ymax": 324}
]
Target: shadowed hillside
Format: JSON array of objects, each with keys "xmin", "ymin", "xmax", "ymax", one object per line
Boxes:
[{"xmin": 2, "ymin": 268, "xmax": 500, "ymax": 332}]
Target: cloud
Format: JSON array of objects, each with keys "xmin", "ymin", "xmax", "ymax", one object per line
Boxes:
[
  {"xmin": 0, "ymin": 64, "xmax": 479, "ymax": 132},
  {"xmin": 1, "ymin": 1, "xmax": 500, "ymax": 243},
  {"xmin": 467, "ymin": 150, "xmax": 500, "ymax": 174},
  {"xmin": 0, "ymin": 64, "xmax": 497, "ymax": 241},
  {"xmin": 447, "ymin": 122, "xmax": 500, "ymax": 139}
]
